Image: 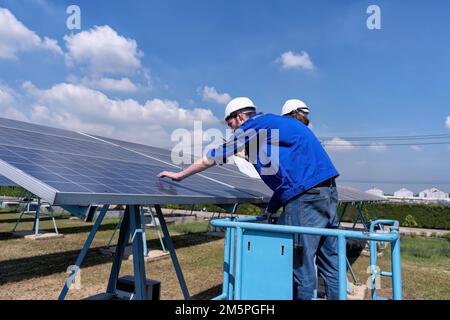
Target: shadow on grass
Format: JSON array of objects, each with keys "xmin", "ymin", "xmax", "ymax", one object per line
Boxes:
[
  {"xmin": 0, "ymin": 216, "xmax": 70, "ymax": 224},
  {"xmin": 0, "ymin": 231, "xmax": 220, "ymax": 285},
  {"xmin": 0, "ymin": 221, "xmax": 119, "ymax": 241},
  {"xmin": 190, "ymin": 284, "xmax": 223, "ymax": 300}
]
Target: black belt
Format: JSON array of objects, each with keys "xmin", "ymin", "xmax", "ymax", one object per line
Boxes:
[
  {"xmin": 314, "ymin": 178, "xmax": 336, "ymax": 188},
  {"xmin": 304, "ymin": 178, "xmax": 336, "ymax": 194}
]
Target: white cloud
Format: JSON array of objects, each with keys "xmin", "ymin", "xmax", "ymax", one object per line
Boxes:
[
  {"xmin": 368, "ymin": 143, "xmax": 387, "ymax": 153},
  {"xmin": 0, "ymin": 84, "xmax": 27, "ymax": 120},
  {"xmin": 0, "ymin": 8, "xmax": 62, "ymax": 58},
  {"xmin": 64, "ymin": 25, "xmax": 142, "ymax": 75},
  {"xmin": 92, "ymin": 77, "xmax": 139, "ymax": 93},
  {"xmin": 410, "ymin": 145, "xmax": 423, "ymax": 152},
  {"xmin": 322, "ymin": 137, "xmax": 355, "ymax": 152},
  {"xmin": 42, "ymin": 37, "xmax": 63, "ymax": 55},
  {"xmin": 68, "ymin": 76, "xmax": 139, "ymax": 93},
  {"xmin": 277, "ymin": 50, "xmax": 314, "ymax": 71},
  {"xmin": 446, "ymin": 116, "xmax": 450, "ymax": 129},
  {"xmin": 199, "ymin": 86, "xmax": 231, "ymax": 104},
  {"xmin": 23, "ymin": 82, "xmax": 220, "ymax": 146}
]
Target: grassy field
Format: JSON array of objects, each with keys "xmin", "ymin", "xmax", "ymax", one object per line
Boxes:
[{"xmin": 0, "ymin": 212, "xmax": 449, "ymax": 300}]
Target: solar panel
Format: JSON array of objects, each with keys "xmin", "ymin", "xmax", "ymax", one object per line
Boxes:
[
  {"xmin": 0, "ymin": 117, "xmax": 382, "ymax": 206},
  {"xmin": 0, "ymin": 117, "xmax": 270, "ymax": 206},
  {"xmin": 336, "ymin": 186, "xmax": 383, "ymax": 202}
]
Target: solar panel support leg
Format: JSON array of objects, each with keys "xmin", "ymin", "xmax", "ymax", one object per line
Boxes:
[
  {"xmin": 149, "ymin": 208, "xmax": 167, "ymax": 252},
  {"xmin": 353, "ymin": 203, "xmax": 369, "ymax": 230},
  {"xmin": 58, "ymin": 205, "xmax": 109, "ymax": 300},
  {"xmin": 34, "ymin": 198, "xmax": 41, "ymax": 236},
  {"xmin": 154, "ymin": 205, "xmax": 190, "ymax": 300},
  {"xmin": 337, "ymin": 202, "xmax": 348, "ymax": 225},
  {"xmin": 140, "ymin": 206, "xmax": 148, "ymax": 256},
  {"xmin": 107, "ymin": 206, "xmax": 131, "ymax": 294},
  {"xmin": 129, "ymin": 205, "xmax": 147, "ymax": 300},
  {"xmin": 106, "ymin": 211, "xmax": 124, "ymax": 248},
  {"xmin": 12, "ymin": 206, "xmax": 26, "ymax": 232},
  {"xmin": 49, "ymin": 206, "xmax": 59, "ymax": 234}
]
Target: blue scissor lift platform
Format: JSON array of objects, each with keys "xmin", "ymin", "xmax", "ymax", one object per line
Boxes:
[
  {"xmin": 240, "ymin": 230, "xmax": 293, "ymax": 300},
  {"xmin": 211, "ymin": 217, "xmax": 402, "ymax": 300}
]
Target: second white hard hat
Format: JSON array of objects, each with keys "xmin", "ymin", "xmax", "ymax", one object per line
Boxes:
[
  {"xmin": 224, "ymin": 97, "xmax": 256, "ymax": 121},
  {"xmin": 281, "ymin": 99, "xmax": 310, "ymax": 116}
]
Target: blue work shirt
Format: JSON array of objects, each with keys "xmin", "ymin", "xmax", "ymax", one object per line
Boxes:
[{"xmin": 207, "ymin": 113, "xmax": 339, "ymax": 213}]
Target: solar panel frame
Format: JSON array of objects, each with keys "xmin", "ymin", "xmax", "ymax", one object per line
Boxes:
[{"xmin": 0, "ymin": 174, "xmax": 17, "ymax": 186}]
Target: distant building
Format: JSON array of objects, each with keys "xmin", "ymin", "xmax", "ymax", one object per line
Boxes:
[
  {"xmin": 365, "ymin": 187, "xmax": 385, "ymax": 198},
  {"xmin": 394, "ymin": 188, "xmax": 414, "ymax": 199},
  {"xmin": 419, "ymin": 187, "xmax": 449, "ymax": 200}
]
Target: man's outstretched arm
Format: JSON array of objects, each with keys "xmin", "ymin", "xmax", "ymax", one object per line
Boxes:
[{"xmin": 157, "ymin": 156, "xmax": 216, "ymax": 181}]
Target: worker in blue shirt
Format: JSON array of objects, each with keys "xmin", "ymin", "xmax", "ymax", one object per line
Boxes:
[{"xmin": 158, "ymin": 97, "xmax": 340, "ymax": 300}]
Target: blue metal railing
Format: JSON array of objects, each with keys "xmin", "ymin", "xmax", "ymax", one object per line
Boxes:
[
  {"xmin": 369, "ymin": 220, "xmax": 402, "ymax": 300},
  {"xmin": 210, "ymin": 217, "xmax": 402, "ymax": 300}
]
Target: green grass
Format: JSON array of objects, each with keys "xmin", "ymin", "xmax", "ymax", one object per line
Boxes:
[
  {"xmin": 170, "ymin": 221, "xmax": 210, "ymax": 234},
  {"xmin": 395, "ymin": 235, "xmax": 450, "ymax": 264},
  {"xmin": 0, "ymin": 212, "xmax": 449, "ymax": 300}
]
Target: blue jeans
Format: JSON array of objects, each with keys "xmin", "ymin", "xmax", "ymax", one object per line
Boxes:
[{"xmin": 277, "ymin": 186, "xmax": 339, "ymax": 300}]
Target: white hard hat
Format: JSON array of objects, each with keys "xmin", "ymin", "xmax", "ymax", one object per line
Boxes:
[
  {"xmin": 224, "ymin": 97, "xmax": 256, "ymax": 121},
  {"xmin": 281, "ymin": 99, "xmax": 310, "ymax": 116}
]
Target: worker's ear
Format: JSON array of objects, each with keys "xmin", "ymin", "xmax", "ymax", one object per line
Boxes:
[{"xmin": 237, "ymin": 112, "xmax": 246, "ymax": 122}]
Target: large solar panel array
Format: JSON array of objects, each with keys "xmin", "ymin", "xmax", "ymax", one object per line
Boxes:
[{"xmin": 0, "ymin": 117, "xmax": 382, "ymax": 206}]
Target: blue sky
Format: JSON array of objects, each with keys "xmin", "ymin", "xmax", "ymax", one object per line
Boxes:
[{"xmin": 0, "ymin": 0, "xmax": 449, "ymax": 193}]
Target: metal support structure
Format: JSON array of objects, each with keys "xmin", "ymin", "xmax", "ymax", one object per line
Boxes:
[
  {"xmin": 353, "ymin": 203, "xmax": 369, "ymax": 230},
  {"xmin": 105, "ymin": 211, "xmax": 124, "ymax": 248},
  {"xmin": 129, "ymin": 205, "xmax": 147, "ymax": 300},
  {"xmin": 208, "ymin": 208, "xmax": 222, "ymax": 233},
  {"xmin": 107, "ymin": 207, "xmax": 131, "ymax": 294},
  {"xmin": 33, "ymin": 198, "xmax": 40, "ymax": 235},
  {"xmin": 148, "ymin": 207, "xmax": 167, "ymax": 252},
  {"xmin": 106, "ymin": 206, "xmax": 166, "ymax": 255},
  {"xmin": 211, "ymin": 217, "xmax": 402, "ymax": 300},
  {"xmin": 140, "ymin": 206, "xmax": 148, "ymax": 256},
  {"xmin": 227, "ymin": 227, "xmax": 236, "ymax": 299},
  {"xmin": 346, "ymin": 258, "xmax": 360, "ymax": 286},
  {"xmin": 59, "ymin": 204, "xmax": 153, "ymax": 300},
  {"xmin": 12, "ymin": 196, "xmax": 59, "ymax": 235},
  {"xmin": 154, "ymin": 205, "xmax": 190, "ymax": 300},
  {"xmin": 369, "ymin": 220, "xmax": 402, "ymax": 300},
  {"xmin": 59, "ymin": 205, "xmax": 109, "ymax": 300},
  {"xmin": 12, "ymin": 209, "xmax": 25, "ymax": 232},
  {"xmin": 337, "ymin": 202, "xmax": 360, "ymax": 286},
  {"xmin": 49, "ymin": 206, "xmax": 59, "ymax": 234},
  {"xmin": 234, "ymin": 227, "xmax": 243, "ymax": 300},
  {"xmin": 338, "ymin": 235, "xmax": 347, "ymax": 300},
  {"xmin": 218, "ymin": 226, "xmax": 231, "ymax": 300},
  {"xmin": 337, "ymin": 202, "xmax": 348, "ymax": 225}
]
